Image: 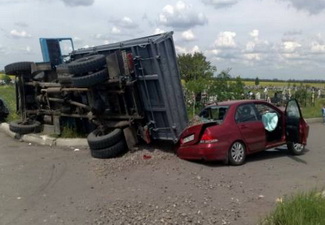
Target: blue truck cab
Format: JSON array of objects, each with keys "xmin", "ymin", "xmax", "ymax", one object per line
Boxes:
[{"xmin": 39, "ymin": 38, "xmax": 74, "ymax": 66}]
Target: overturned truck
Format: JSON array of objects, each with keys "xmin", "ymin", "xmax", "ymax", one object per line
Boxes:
[{"xmin": 5, "ymin": 32, "xmax": 188, "ymax": 158}]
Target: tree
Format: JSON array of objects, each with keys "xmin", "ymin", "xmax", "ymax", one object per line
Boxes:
[
  {"xmin": 255, "ymin": 77, "xmax": 260, "ymax": 86},
  {"xmin": 177, "ymin": 52, "xmax": 216, "ymax": 82},
  {"xmin": 230, "ymin": 76, "xmax": 245, "ymax": 99}
]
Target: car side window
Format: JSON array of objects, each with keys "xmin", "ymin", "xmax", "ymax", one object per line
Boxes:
[
  {"xmin": 235, "ymin": 104, "xmax": 258, "ymax": 123},
  {"xmin": 255, "ymin": 103, "xmax": 278, "ymax": 120}
]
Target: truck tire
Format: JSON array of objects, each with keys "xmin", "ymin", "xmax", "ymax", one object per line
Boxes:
[
  {"xmin": 5, "ymin": 62, "xmax": 33, "ymax": 75},
  {"xmin": 67, "ymin": 54, "xmax": 106, "ymax": 75},
  {"xmin": 56, "ymin": 64, "xmax": 69, "ymax": 74},
  {"xmin": 87, "ymin": 128, "xmax": 124, "ymax": 150},
  {"xmin": 90, "ymin": 139, "xmax": 127, "ymax": 159},
  {"xmin": 9, "ymin": 120, "xmax": 42, "ymax": 135},
  {"xmin": 71, "ymin": 69, "xmax": 108, "ymax": 87},
  {"xmin": 58, "ymin": 74, "xmax": 73, "ymax": 85}
]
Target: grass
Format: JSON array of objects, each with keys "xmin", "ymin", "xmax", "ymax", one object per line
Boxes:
[
  {"xmin": 0, "ymin": 85, "xmax": 19, "ymax": 121},
  {"xmin": 301, "ymin": 98, "xmax": 325, "ymax": 118},
  {"xmin": 55, "ymin": 126, "xmax": 86, "ymax": 138},
  {"xmin": 260, "ymin": 189, "xmax": 325, "ymax": 225}
]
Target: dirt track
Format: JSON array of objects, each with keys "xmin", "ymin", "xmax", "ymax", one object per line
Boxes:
[{"xmin": 0, "ymin": 123, "xmax": 324, "ymax": 225}]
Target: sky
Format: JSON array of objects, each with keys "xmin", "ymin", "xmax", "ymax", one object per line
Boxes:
[{"xmin": 1, "ymin": 0, "xmax": 325, "ymax": 80}]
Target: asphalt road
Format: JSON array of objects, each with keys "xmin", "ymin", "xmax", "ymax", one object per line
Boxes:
[{"xmin": 0, "ymin": 123, "xmax": 324, "ymax": 225}]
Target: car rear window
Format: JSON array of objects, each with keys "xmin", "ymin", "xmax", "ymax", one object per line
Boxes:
[{"xmin": 199, "ymin": 106, "xmax": 229, "ymax": 124}]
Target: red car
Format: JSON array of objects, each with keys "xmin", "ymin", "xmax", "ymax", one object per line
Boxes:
[{"xmin": 177, "ymin": 99, "xmax": 309, "ymax": 165}]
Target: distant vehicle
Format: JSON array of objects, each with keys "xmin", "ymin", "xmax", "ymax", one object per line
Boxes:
[
  {"xmin": 5, "ymin": 32, "xmax": 188, "ymax": 158},
  {"xmin": 177, "ymin": 99, "xmax": 309, "ymax": 165}
]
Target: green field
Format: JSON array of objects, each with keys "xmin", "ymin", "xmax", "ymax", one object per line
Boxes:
[{"xmin": 243, "ymin": 80, "xmax": 325, "ymax": 88}]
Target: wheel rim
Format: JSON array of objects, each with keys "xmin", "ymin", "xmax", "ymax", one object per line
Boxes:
[
  {"xmin": 231, "ymin": 142, "xmax": 244, "ymax": 163},
  {"xmin": 293, "ymin": 143, "xmax": 304, "ymax": 152}
]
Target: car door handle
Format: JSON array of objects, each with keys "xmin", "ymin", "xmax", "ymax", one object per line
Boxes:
[{"xmin": 240, "ymin": 124, "xmax": 247, "ymax": 128}]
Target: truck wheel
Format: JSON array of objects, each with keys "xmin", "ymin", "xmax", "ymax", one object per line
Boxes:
[
  {"xmin": 90, "ymin": 139, "xmax": 127, "ymax": 159},
  {"xmin": 287, "ymin": 142, "xmax": 305, "ymax": 155},
  {"xmin": 9, "ymin": 120, "xmax": 42, "ymax": 135},
  {"xmin": 87, "ymin": 128, "xmax": 124, "ymax": 150},
  {"xmin": 67, "ymin": 54, "xmax": 106, "ymax": 75},
  {"xmin": 5, "ymin": 62, "xmax": 33, "ymax": 76},
  {"xmin": 71, "ymin": 69, "xmax": 108, "ymax": 87}
]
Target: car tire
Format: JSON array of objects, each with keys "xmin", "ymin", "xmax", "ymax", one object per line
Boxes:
[
  {"xmin": 5, "ymin": 62, "xmax": 33, "ymax": 76},
  {"xmin": 67, "ymin": 54, "xmax": 106, "ymax": 75},
  {"xmin": 87, "ymin": 128, "xmax": 124, "ymax": 150},
  {"xmin": 71, "ymin": 69, "xmax": 108, "ymax": 87},
  {"xmin": 9, "ymin": 120, "xmax": 42, "ymax": 135},
  {"xmin": 90, "ymin": 139, "xmax": 127, "ymax": 159},
  {"xmin": 228, "ymin": 141, "xmax": 246, "ymax": 166},
  {"xmin": 287, "ymin": 142, "xmax": 305, "ymax": 155}
]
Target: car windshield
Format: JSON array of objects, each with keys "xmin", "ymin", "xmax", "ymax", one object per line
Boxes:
[{"xmin": 199, "ymin": 106, "xmax": 229, "ymax": 124}]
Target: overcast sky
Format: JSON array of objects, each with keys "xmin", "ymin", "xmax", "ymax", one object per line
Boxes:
[{"xmin": 1, "ymin": 0, "xmax": 325, "ymax": 80}]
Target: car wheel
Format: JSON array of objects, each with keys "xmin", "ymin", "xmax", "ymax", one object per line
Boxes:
[
  {"xmin": 9, "ymin": 120, "xmax": 42, "ymax": 135},
  {"xmin": 228, "ymin": 141, "xmax": 246, "ymax": 166},
  {"xmin": 287, "ymin": 142, "xmax": 305, "ymax": 155}
]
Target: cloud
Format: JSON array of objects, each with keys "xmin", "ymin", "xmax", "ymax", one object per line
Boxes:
[
  {"xmin": 109, "ymin": 17, "xmax": 138, "ymax": 29},
  {"xmin": 0, "ymin": 45, "xmax": 6, "ymax": 54},
  {"xmin": 181, "ymin": 29, "xmax": 195, "ymax": 41},
  {"xmin": 10, "ymin": 29, "xmax": 32, "ymax": 38},
  {"xmin": 249, "ymin": 29, "xmax": 259, "ymax": 41},
  {"xmin": 282, "ymin": 0, "xmax": 325, "ymax": 14},
  {"xmin": 14, "ymin": 22, "xmax": 28, "ymax": 28},
  {"xmin": 214, "ymin": 31, "xmax": 237, "ymax": 48},
  {"xmin": 111, "ymin": 26, "xmax": 121, "ymax": 34},
  {"xmin": 281, "ymin": 41, "xmax": 302, "ymax": 53},
  {"xmin": 201, "ymin": 0, "xmax": 238, "ymax": 9},
  {"xmin": 25, "ymin": 46, "xmax": 31, "ymax": 53},
  {"xmin": 61, "ymin": 0, "xmax": 94, "ymax": 7},
  {"xmin": 284, "ymin": 30, "xmax": 302, "ymax": 36},
  {"xmin": 175, "ymin": 45, "xmax": 200, "ymax": 54},
  {"xmin": 154, "ymin": 28, "xmax": 165, "ymax": 34},
  {"xmin": 310, "ymin": 41, "xmax": 325, "ymax": 53},
  {"xmin": 159, "ymin": 1, "xmax": 207, "ymax": 29}
]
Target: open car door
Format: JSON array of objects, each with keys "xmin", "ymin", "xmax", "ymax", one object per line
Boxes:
[{"xmin": 285, "ymin": 99, "xmax": 308, "ymax": 145}]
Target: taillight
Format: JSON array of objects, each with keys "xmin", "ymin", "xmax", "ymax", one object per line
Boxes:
[{"xmin": 200, "ymin": 130, "xmax": 218, "ymax": 144}]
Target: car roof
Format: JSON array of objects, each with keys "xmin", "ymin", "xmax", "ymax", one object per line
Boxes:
[{"xmin": 216, "ymin": 99, "xmax": 269, "ymax": 106}]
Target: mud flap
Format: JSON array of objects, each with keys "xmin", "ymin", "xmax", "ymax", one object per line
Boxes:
[{"xmin": 123, "ymin": 126, "xmax": 138, "ymax": 150}]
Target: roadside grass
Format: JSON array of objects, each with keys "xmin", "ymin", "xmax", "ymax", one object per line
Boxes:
[
  {"xmin": 301, "ymin": 98, "xmax": 325, "ymax": 119},
  {"xmin": 0, "ymin": 85, "xmax": 19, "ymax": 121},
  {"xmin": 52, "ymin": 126, "xmax": 86, "ymax": 138},
  {"xmin": 260, "ymin": 189, "xmax": 325, "ymax": 225}
]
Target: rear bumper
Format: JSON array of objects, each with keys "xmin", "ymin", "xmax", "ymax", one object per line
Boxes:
[{"xmin": 177, "ymin": 142, "xmax": 228, "ymax": 161}]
